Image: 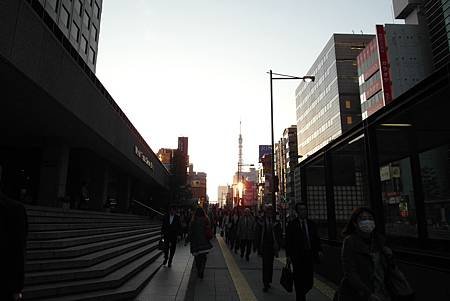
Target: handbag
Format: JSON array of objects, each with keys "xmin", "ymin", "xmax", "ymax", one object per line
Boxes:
[
  {"xmin": 158, "ymin": 237, "xmax": 166, "ymax": 251},
  {"xmin": 385, "ymin": 264, "xmax": 414, "ymax": 297},
  {"xmin": 205, "ymin": 223, "xmax": 213, "ymax": 240},
  {"xmin": 280, "ymin": 262, "xmax": 294, "ymax": 292}
]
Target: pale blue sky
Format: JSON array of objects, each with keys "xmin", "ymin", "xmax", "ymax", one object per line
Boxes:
[{"xmin": 96, "ymin": 0, "xmax": 398, "ymax": 203}]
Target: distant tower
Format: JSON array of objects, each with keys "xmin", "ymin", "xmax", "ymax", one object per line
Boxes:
[{"xmin": 238, "ymin": 121, "xmax": 243, "ymax": 178}]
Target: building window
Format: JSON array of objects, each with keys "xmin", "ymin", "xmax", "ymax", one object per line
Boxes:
[
  {"xmin": 81, "ymin": 35, "xmax": 88, "ymax": 54},
  {"xmin": 71, "ymin": 21, "xmax": 80, "ymax": 41},
  {"xmin": 75, "ymin": 0, "xmax": 82, "ymax": 16},
  {"xmin": 91, "ymin": 24, "xmax": 97, "ymax": 42},
  {"xmin": 60, "ymin": 5, "xmax": 70, "ymax": 28},
  {"xmin": 88, "ymin": 46, "xmax": 96, "ymax": 64},
  {"xmin": 48, "ymin": 0, "xmax": 59, "ymax": 12},
  {"xmin": 83, "ymin": 10, "xmax": 90, "ymax": 29},
  {"xmin": 94, "ymin": 2, "xmax": 100, "ymax": 19},
  {"xmin": 346, "ymin": 116, "xmax": 353, "ymax": 125},
  {"xmin": 345, "ymin": 100, "xmax": 351, "ymax": 109}
]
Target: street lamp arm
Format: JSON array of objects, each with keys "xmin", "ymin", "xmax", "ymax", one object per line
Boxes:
[{"xmin": 267, "ymin": 71, "xmax": 315, "ymax": 82}]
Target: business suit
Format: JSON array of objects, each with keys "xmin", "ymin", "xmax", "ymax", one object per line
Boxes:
[
  {"xmin": 286, "ymin": 218, "xmax": 322, "ymax": 301},
  {"xmin": 161, "ymin": 213, "xmax": 181, "ymax": 266},
  {"xmin": 256, "ymin": 217, "xmax": 282, "ymax": 289},
  {"xmin": 0, "ymin": 192, "xmax": 28, "ymax": 300}
]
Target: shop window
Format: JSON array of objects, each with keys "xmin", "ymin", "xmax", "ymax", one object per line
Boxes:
[
  {"xmin": 420, "ymin": 145, "xmax": 450, "ymax": 240},
  {"xmin": 380, "ymin": 158, "xmax": 418, "ymax": 237},
  {"xmin": 346, "ymin": 116, "xmax": 353, "ymax": 125},
  {"xmin": 345, "ymin": 100, "xmax": 351, "ymax": 109}
]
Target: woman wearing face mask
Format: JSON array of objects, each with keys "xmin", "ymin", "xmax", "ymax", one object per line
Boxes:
[{"xmin": 339, "ymin": 207, "xmax": 393, "ymax": 301}]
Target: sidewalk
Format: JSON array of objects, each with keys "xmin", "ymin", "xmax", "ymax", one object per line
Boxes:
[
  {"xmin": 135, "ymin": 241, "xmax": 193, "ymax": 301},
  {"xmin": 185, "ymin": 234, "xmax": 333, "ymax": 301}
]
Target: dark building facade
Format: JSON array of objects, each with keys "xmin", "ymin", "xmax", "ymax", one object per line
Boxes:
[
  {"xmin": 39, "ymin": 0, "xmax": 102, "ymax": 72},
  {"xmin": 295, "ymin": 34, "xmax": 374, "ymax": 158},
  {"xmin": 295, "ymin": 64, "xmax": 450, "ymax": 300},
  {"xmin": 424, "ymin": 0, "xmax": 450, "ymax": 68},
  {"xmin": 0, "ymin": 0, "xmax": 170, "ymax": 212}
]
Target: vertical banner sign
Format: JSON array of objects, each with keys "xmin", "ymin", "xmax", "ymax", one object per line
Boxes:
[{"xmin": 376, "ymin": 25, "xmax": 393, "ymax": 105}]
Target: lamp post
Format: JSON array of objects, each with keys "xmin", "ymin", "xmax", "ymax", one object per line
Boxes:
[{"xmin": 268, "ymin": 70, "xmax": 314, "ymax": 216}]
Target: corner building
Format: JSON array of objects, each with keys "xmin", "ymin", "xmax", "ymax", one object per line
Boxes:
[{"xmin": 296, "ymin": 34, "xmax": 374, "ymax": 159}]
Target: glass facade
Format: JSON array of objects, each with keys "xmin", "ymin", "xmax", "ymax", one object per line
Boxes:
[
  {"xmin": 296, "ymin": 34, "xmax": 374, "ymax": 159},
  {"xmin": 425, "ymin": 0, "xmax": 450, "ymax": 68},
  {"xmin": 295, "ymin": 65, "xmax": 450, "ymax": 253}
]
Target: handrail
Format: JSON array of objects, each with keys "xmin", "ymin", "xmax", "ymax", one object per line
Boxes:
[{"xmin": 132, "ymin": 200, "xmax": 165, "ymax": 216}]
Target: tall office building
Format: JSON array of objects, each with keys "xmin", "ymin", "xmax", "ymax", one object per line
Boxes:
[
  {"xmin": 358, "ymin": 24, "xmax": 433, "ymax": 118},
  {"xmin": 394, "ymin": 0, "xmax": 450, "ymax": 69},
  {"xmin": 295, "ymin": 34, "xmax": 374, "ymax": 158},
  {"xmin": 39, "ymin": 0, "xmax": 103, "ymax": 72}
]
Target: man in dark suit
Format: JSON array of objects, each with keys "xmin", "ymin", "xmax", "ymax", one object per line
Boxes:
[
  {"xmin": 0, "ymin": 188, "xmax": 28, "ymax": 301},
  {"xmin": 255, "ymin": 205, "xmax": 282, "ymax": 292},
  {"xmin": 286, "ymin": 203, "xmax": 322, "ymax": 301},
  {"xmin": 161, "ymin": 205, "xmax": 181, "ymax": 267}
]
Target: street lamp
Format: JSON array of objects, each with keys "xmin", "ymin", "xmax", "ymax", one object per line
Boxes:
[{"xmin": 268, "ymin": 70, "xmax": 314, "ymax": 215}]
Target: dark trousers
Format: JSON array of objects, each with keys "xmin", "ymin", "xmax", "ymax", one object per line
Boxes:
[
  {"xmin": 164, "ymin": 236, "xmax": 177, "ymax": 263},
  {"xmin": 240, "ymin": 239, "xmax": 252, "ymax": 258},
  {"xmin": 292, "ymin": 252, "xmax": 314, "ymax": 301},
  {"xmin": 194, "ymin": 253, "xmax": 207, "ymax": 275},
  {"xmin": 262, "ymin": 251, "xmax": 274, "ymax": 286}
]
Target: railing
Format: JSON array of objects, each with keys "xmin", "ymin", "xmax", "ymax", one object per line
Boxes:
[{"xmin": 132, "ymin": 200, "xmax": 165, "ymax": 216}]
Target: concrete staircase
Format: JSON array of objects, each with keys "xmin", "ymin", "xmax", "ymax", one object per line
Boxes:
[{"xmin": 23, "ymin": 206, "xmax": 163, "ymax": 301}]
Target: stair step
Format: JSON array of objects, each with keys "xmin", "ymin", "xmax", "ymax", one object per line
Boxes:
[
  {"xmin": 28, "ymin": 224, "xmax": 154, "ymax": 240},
  {"xmin": 27, "ymin": 230, "xmax": 160, "ymax": 260},
  {"xmin": 26, "ymin": 236, "xmax": 160, "ymax": 272},
  {"xmin": 25, "ymin": 240, "xmax": 159, "ymax": 285},
  {"xmin": 36, "ymin": 257, "xmax": 162, "ymax": 301},
  {"xmin": 27, "ymin": 226, "xmax": 160, "ymax": 250},
  {"xmin": 23, "ymin": 249, "xmax": 162, "ymax": 299},
  {"xmin": 29, "ymin": 221, "xmax": 150, "ymax": 232}
]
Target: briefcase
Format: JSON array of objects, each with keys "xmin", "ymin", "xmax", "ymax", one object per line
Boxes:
[{"xmin": 280, "ymin": 263, "xmax": 293, "ymax": 292}]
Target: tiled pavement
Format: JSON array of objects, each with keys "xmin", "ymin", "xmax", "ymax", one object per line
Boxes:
[
  {"xmin": 135, "ymin": 241, "xmax": 193, "ymax": 301},
  {"xmin": 137, "ymin": 234, "xmax": 334, "ymax": 301}
]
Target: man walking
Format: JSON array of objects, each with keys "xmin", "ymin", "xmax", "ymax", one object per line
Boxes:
[
  {"xmin": 0, "ymin": 186, "xmax": 28, "ymax": 300},
  {"xmin": 256, "ymin": 205, "xmax": 281, "ymax": 292},
  {"xmin": 237, "ymin": 208, "xmax": 255, "ymax": 261},
  {"xmin": 161, "ymin": 205, "xmax": 181, "ymax": 267},
  {"xmin": 286, "ymin": 203, "xmax": 322, "ymax": 301}
]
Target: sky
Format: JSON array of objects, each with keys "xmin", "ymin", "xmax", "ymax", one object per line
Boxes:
[{"xmin": 96, "ymin": 0, "xmax": 398, "ymax": 203}]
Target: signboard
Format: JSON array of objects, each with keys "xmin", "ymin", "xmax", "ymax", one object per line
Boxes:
[
  {"xmin": 259, "ymin": 145, "xmax": 272, "ymax": 161},
  {"xmin": 376, "ymin": 25, "xmax": 393, "ymax": 105},
  {"xmin": 380, "ymin": 165, "xmax": 390, "ymax": 181},
  {"xmin": 134, "ymin": 146, "xmax": 153, "ymax": 170}
]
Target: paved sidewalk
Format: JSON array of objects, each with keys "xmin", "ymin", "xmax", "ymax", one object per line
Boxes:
[
  {"xmin": 135, "ymin": 241, "xmax": 193, "ymax": 301},
  {"xmin": 185, "ymin": 237, "xmax": 240, "ymax": 301},
  {"xmin": 185, "ymin": 234, "xmax": 332, "ymax": 301}
]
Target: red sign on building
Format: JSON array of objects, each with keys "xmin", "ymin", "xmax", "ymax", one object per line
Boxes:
[{"xmin": 376, "ymin": 25, "xmax": 393, "ymax": 106}]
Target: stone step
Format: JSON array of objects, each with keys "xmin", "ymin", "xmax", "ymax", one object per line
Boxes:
[
  {"xmin": 27, "ymin": 226, "xmax": 160, "ymax": 250},
  {"xmin": 35, "ymin": 257, "xmax": 162, "ymax": 301},
  {"xmin": 28, "ymin": 224, "xmax": 153, "ymax": 240},
  {"xmin": 23, "ymin": 249, "xmax": 162, "ymax": 299},
  {"xmin": 28, "ymin": 215, "xmax": 150, "ymax": 224},
  {"xmin": 25, "ymin": 205, "xmax": 146, "ymax": 219},
  {"xmin": 25, "ymin": 240, "xmax": 159, "ymax": 285},
  {"xmin": 29, "ymin": 221, "xmax": 150, "ymax": 232},
  {"xmin": 26, "ymin": 235, "xmax": 160, "ymax": 272},
  {"xmin": 27, "ymin": 230, "xmax": 160, "ymax": 260}
]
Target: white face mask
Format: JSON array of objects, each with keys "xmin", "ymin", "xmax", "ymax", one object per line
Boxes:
[{"xmin": 358, "ymin": 220, "xmax": 375, "ymax": 233}]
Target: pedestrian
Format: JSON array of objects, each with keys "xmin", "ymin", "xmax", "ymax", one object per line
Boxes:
[
  {"xmin": 224, "ymin": 211, "xmax": 232, "ymax": 244},
  {"xmin": 237, "ymin": 208, "xmax": 255, "ymax": 261},
  {"xmin": 286, "ymin": 203, "xmax": 323, "ymax": 301},
  {"xmin": 187, "ymin": 207, "xmax": 213, "ymax": 279},
  {"xmin": 337, "ymin": 207, "xmax": 412, "ymax": 301},
  {"xmin": 255, "ymin": 205, "xmax": 282, "ymax": 292},
  {"xmin": 161, "ymin": 205, "xmax": 182, "ymax": 267},
  {"xmin": 0, "ymin": 189, "xmax": 28, "ymax": 301}
]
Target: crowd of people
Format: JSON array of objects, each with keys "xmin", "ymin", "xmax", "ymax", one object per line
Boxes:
[{"xmin": 162, "ymin": 203, "xmax": 414, "ymax": 301}]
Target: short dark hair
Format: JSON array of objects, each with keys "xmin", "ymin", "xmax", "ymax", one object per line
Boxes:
[{"xmin": 342, "ymin": 207, "xmax": 376, "ymax": 236}]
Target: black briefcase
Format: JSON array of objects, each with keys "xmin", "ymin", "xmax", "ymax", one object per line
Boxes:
[{"xmin": 280, "ymin": 263, "xmax": 293, "ymax": 292}]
